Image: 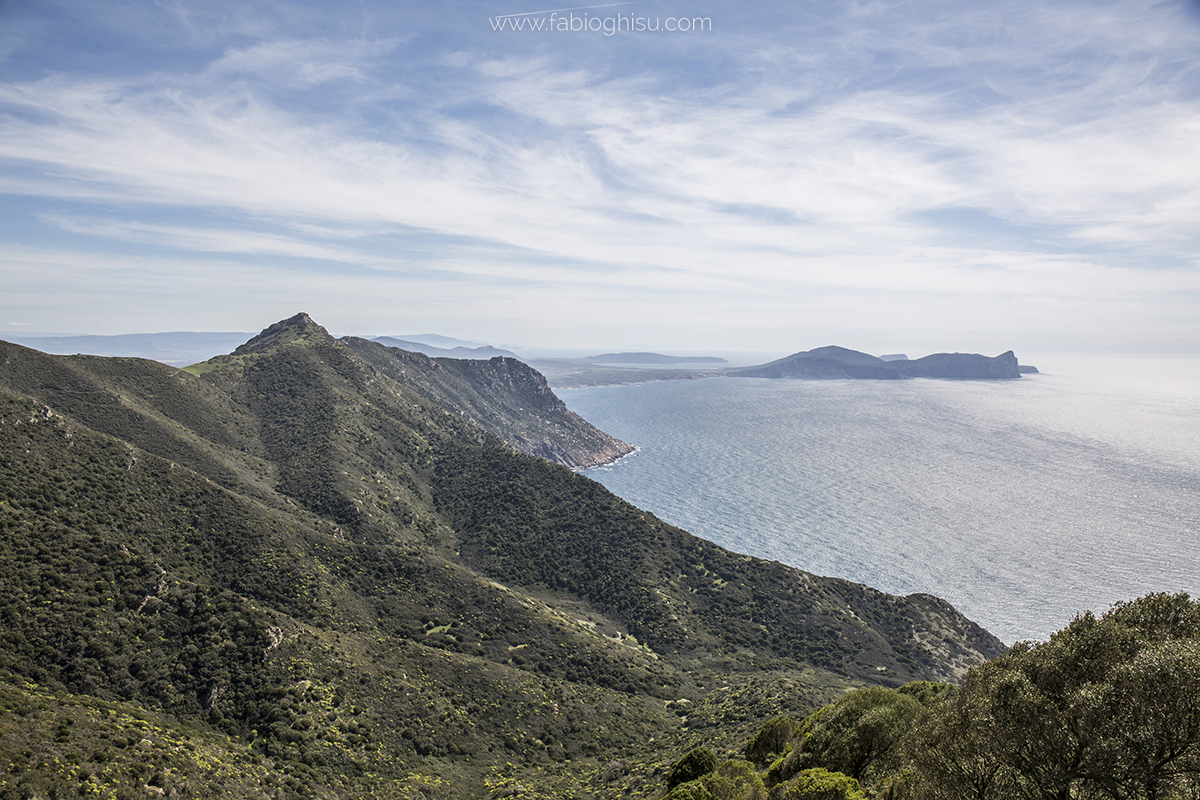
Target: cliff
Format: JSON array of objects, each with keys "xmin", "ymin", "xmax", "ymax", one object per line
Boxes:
[
  {"xmin": 892, "ymin": 350, "xmax": 1021, "ymax": 379},
  {"xmin": 344, "ymin": 336, "xmax": 633, "ymax": 468}
]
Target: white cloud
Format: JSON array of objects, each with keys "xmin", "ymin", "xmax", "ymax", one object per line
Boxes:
[
  {"xmin": 1, "ymin": 0, "xmax": 1198, "ymax": 348},
  {"xmin": 205, "ymin": 38, "xmax": 397, "ymax": 87}
]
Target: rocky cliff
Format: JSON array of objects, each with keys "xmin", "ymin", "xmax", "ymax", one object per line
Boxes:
[{"xmin": 892, "ymin": 350, "xmax": 1021, "ymax": 379}]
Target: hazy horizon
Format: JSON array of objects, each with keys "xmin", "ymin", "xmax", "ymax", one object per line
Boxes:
[
  {"xmin": 8, "ymin": 318, "xmax": 1200, "ymax": 369},
  {"xmin": 3, "ymin": 1, "xmax": 1199, "ymax": 355}
]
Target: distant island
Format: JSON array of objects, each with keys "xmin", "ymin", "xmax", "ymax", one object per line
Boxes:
[
  {"xmin": 583, "ymin": 352, "xmax": 728, "ymax": 365},
  {"xmin": 728, "ymin": 345, "xmax": 1026, "ymax": 380},
  {"xmin": 371, "ymin": 335, "xmax": 521, "ymax": 360},
  {"xmin": 535, "ymin": 345, "xmax": 1034, "ymax": 387},
  {"xmin": 0, "ymin": 329, "xmax": 1037, "ymax": 387}
]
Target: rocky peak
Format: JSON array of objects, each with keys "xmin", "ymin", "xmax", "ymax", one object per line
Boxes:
[{"xmin": 233, "ymin": 313, "xmax": 335, "ymax": 356}]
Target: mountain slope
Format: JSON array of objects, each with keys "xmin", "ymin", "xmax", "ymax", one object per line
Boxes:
[
  {"xmin": 0, "ymin": 313, "xmax": 1003, "ymax": 798},
  {"xmin": 729, "ymin": 346, "xmax": 904, "ymax": 379}
]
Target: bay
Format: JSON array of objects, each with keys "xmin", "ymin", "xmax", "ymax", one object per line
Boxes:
[{"xmin": 560, "ymin": 358, "xmax": 1200, "ymax": 644}]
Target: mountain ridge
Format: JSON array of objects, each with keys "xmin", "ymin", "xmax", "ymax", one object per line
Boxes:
[
  {"xmin": 2, "ymin": 326, "xmax": 1033, "ymax": 385},
  {"xmin": 0, "ymin": 314, "xmax": 1005, "ymax": 797},
  {"xmin": 582, "ymin": 352, "xmax": 728, "ymax": 365},
  {"xmin": 371, "ymin": 335, "xmax": 522, "ymax": 360}
]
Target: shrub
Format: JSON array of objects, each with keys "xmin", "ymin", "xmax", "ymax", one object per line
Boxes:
[
  {"xmin": 668, "ymin": 747, "xmax": 719, "ymax": 790},
  {"xmin": 771, "ymin": 768, "xmax": 864, "ymax": 800}
]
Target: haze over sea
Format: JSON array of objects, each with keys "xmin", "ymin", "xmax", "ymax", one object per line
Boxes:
[{"xmin": 561, "ymin": 357, "xmax": 1200, "ymax": 645}]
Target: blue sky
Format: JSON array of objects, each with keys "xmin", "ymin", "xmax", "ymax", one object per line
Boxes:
[{"xmin": 1, "ymin": 0, "xmax": 1198, "ymax": 355}]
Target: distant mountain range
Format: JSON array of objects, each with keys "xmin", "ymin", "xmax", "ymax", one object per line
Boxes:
[
  {"xmin": 370, "ymin": 335, "xmax": 521, "ymax": 360},
  {"xmin": 382, "ymin": 332, "xmax": 490, "ymax": 349},
  {"xmin": 0, "ymin": 331, "xmax": 255, "ymax": 366},
  {"xmin": 583, "ymin": 352, "xmax": 728, "ymax": 365},
  {"xmin": 536, "ymin": 345, "xmax": 1033, "ymax": 387},
  {"xmin": 0, "ymin": 332, "xmax": 1033, "ymax": 383}
]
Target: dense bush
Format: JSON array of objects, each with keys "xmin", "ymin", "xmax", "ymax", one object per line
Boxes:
[
  {"xmin": 768, "ymin": 687, "xmax": 921, "ymax": 784},
  {"xmin": 677, "ymin": 593, "xmax": 1200, "ymax": 800},
  {"xmin": 669, "ymin": 747, "xmax": 721, "ymax": 790},
  {"xmin": 666, "ymin": 759, "xmax": 767, "ymax": 800},
  {"xmin": 771, "ymin": 768, "xmax": 864, "ymax": 800},
  {"xmin": 746, "ymin": 716, "xmax": 802, "ymax": 767},
  {"xmin": 900, "ymin": 592, "xmax": 1200, "ymax": 800}
]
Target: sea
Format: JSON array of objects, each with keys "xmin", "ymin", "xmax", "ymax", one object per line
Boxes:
[{"xmin": 559, "ymin": 357, "xmax": 1200, "ymax": 645}]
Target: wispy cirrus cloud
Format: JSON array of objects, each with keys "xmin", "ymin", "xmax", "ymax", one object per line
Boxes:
[{"xmin": 1, "ymin": 0, "xmax": 1198, "ymax": 350}]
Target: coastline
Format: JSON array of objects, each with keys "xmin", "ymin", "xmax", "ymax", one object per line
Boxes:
[{"xmin": 576, "ymin": 444, "xmax": 642, "ymax": 472}]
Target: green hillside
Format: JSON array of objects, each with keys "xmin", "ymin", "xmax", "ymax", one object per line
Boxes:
[{"xmin": 0, "ymin": 314, "xmax": 1004, "ymax": 798}]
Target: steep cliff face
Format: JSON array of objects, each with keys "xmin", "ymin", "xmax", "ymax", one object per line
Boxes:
[
  {"xmin": 443, "ymin": 355, "xmax": 634, "ymax": 467},
  {"xmin": 893, "ymin": 350, "xmax": 1021, "ymax": 379},
  {"xmin": 343, "ymin": 338, "xmax": 634, "ymax": 468}
]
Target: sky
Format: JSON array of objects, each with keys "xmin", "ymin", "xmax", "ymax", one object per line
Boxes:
[{"xmin": 1, "ymin": 0, "xmax": 1199, "ymax": 357}]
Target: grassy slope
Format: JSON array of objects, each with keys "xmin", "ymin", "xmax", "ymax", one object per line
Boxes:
[{"xmin": 0, "ymin": 315, "xmax": 1003, "ymax": 798}]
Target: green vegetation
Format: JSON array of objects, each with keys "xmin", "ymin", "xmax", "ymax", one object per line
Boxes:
[
  {"xmin": 664, "ymin": 593, "xmax": 1200, "ymax": 800},
  {"xmin": 0, "ymin": 313, "xmax": 1022, "ymax": 797},
  {"xmin": 905, "ymin": 593, "xmax": 1200, "ymax": 800}
]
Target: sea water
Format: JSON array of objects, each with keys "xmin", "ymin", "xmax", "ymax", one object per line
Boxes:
[{"xmin": 560, "ymin": 357, "xmax": 1200, "ymax": 644}]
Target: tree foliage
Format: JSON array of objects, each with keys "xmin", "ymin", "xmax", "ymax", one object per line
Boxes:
[
  {"xmin": 767, "ymin": 687, "xmax": 922, "ymax": 785},
  {"xmin": 746, "ymin": 716, "xmax": 803, "ymax": 767},
  {"xmin": 772, "ymin": 768, "xmax": 865, "ymax": 800},
  {"xmin": 666, "ymin": 758, "xmax": 767, "ymax": 800},
  {"xmin": 671, "ymin": 595, "xmax": 1200, "ymax": 800},
  {"xmin": 669, "ymin": 747, "xmax": 721, "ymax": 790},
  {"xmin": 901, "ymin": 593, "xmax": 1200, "ymax": 800}
]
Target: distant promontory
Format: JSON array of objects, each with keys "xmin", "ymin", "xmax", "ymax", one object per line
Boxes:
[
  {"xmin": 727, "ymin": 346, "xmax": 1025, "ymax": 380},
  {"xmin": 535, "ymin": 345, "xmax": 1031, "ymax": 387},
  {"xmin": 583, "ymin": 352, "xmax": 728, "ymax": 365}
]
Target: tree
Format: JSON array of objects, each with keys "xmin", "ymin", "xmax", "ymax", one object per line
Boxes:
[
  {"xmin": 746, "ymin": 716, "xmax": 802, "ymax": 767},
  {"xmin": 772, "ymin": 768, "xmax": 865, "ymax": 800},
  {"xmin": 901, "ymin": 593, "xmax": 1200, "ymax": 800},
  {"xmin": 1106, "ymin": 638, "xmax": 1200, "ymax": 800},
  {"xmin": 768, "ymin": 687, "xmax": 922, "ymax": 785},
  {"xmin": 669, "ymin": 747, "xmax": 720, "ymax": 791},
  {"xmin": 666, "ymin": 759, "xmax": 767, "ymax": 800}
]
